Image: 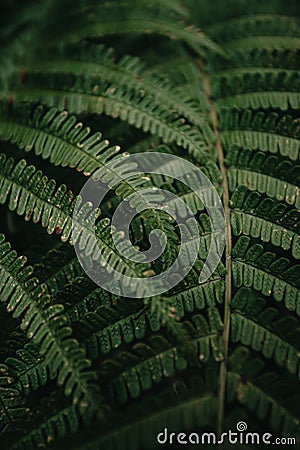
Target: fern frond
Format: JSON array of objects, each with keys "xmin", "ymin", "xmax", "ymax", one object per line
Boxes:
[
  {"xmin": 48, "ymin": 372, "xmax": 218, "ymax": 450},
  {"xmin": 213, "ymin": 67, "xmax": 299, "ymax": 98},
  {"xmin": 228, "ymin": 347, "xmax": 300, "ymax": 438},
  {"xmin": 230, "ymin": 186, "xmax": 300, "ymax": 258},
  {"xmin": 33, "ymin": 244, "xmax": 82, "ymax": 295},
  {"xmin": 77, "ymin": 304, "xmax": 149, "ymax": 357},
  {"xmin": 102, "ymin": 338, "xmax": 189, "ymax": 404},
  {"xmin": 224, "ymin": 36, "xmax": 300, "ymax": 53},
  {"xmin": 53, "ymin": 277, "xmax": 114, "ymax": 323},
  {"xmin": 0, "ymin": 103, "xmax": 124, "ymax": 176},
  {"xmin": 56, "ymin": 272, "xmax": 225, "ymax": 364},
  {"xmin": 11, "ymin": 398, "xmax": 79, "ymax": 450},
  {"xmin": 51, "ymin": 275, "xmax": 163, "ymax": 357},
  {"xmin": 29, "ymin": 42, "xmax": 213, "ymax": 132},
  {"xmin": 232, "ymin": 236, "xmax": 300, "ymax": 314},
  {"xmin": 231, "ymin": 288, "xmax": 300, "ymax": 377},
  {"xmin": 231, "ymin": 209, "xmax": 300, "ymax": 258},
  {"xmin": 228, "ymin": 169, "xmax": 300, "ymax": 208},
  {"xmin": 54, "ymin": 264, "xmax": 225, "ymax": 360},
  {"xmin": 210, "ymin": 47, "xmax": 300, "ymax": 71},
  {"xmin": 213, "ymin": 62, "xmax": 300, "ymax": 111},
  {"xmin": 13, "ymin": 82, "xmax": 210, "ymax": 162},
  {"xmin": 0, "ymin": 105, "xmax": 180, "ymax": 268},
  {"xmin": 4, "ymin": 280, "xmax": 144, "ymax": 394},
  {"xmin": 5, "ymin": 285, "xmax": 110, "ymax": 396},
  {"xmin": 0, "ymin": 153, "xmax": 152, "ymax": 281},
  {"xmin": 169, "ymin": 260, "xmax": 226, "ymax": 308},
  {"xmin": 226, "ymin": 146, "xmax": 300, "ymax": 184},
  {"xmin": 219, "ymin": 108, "xmax": 300, "ymax": 161},
  {"xmin": 217, "ymin": 91, "xmax": 299, "ymax": 110},
  {"xmin": 43, "ymin": 0, "xmax": 223, "ymax": 57},
  {"xmin": 0, "ymin": 364, "xmax": 28, "ymax": 435},
  {"xmin": 207, "ymin": 14, "xmax": 300, "ymax": 42},
  {"xmin": 102, "ymin": 309, "xmax": 223, "ymax": 404},
  {"xmin": 6, "ymin": 342, "xmax": 52, "ymax": 395},
  {"xmin": 0, "ymin": 234, "xmax": 104, "ymax": 419},
  {"xmin": 0, "ymin": 0, "xmax": 299, "ymax": 447}
]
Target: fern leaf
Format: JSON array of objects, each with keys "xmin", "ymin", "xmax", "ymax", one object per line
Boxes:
[
  {"xmin": 0, "ymin": 103, "xmax": 124, "ymax": 176},
  {"xmin": 231, "ymin": 288, "xmax": 300, "ymax": 377},
  {"xmin": 43, "ymin": 1, "xmax": 223, "ymax": 57},
  {"xmin": 0, "ymin": 234, "xmax": 103, "ymax": 419},
  {"xmin": 11, "ymin": 401, "xmax": 79, "ymax": 450},
  {"xmin": 230, "ymin": 186, "xmax": 300, "ymax": 258},
  {"xmin": 232, "ymin": 236, "xmax": 300, "ymax": 314},
  {"xmin": 0, "ymin": 0, "xmax": 299, "ymax": 447},
  {"xmin": 13, "ymin": 85, "xmax": 210, "ymax": 162},
  {"xmin": 6, "ymin": 342, "xmax": 52, "ymax": 395},
  {"xmin": 0, "ymin": 364, "xmax": 28, "ymax": 435},
  {"xmin": 47, "ymin": 373, "xmax": 218, "ymax": 450},
  {"xmin": 53, "ymin": 277, "xmax": 115, "ymax": 323},
  {"xmin": 217, "ymin": 91, "xmax": 300, "ymax": 110},
  {"xmin": 0, "ymin": 106, "xmax": 179, "ymax": 268},
  {"xmin": 224, "ymin": 36, "xmax": 300, "ymax": 53},
  {"xmin": 219, "ymin": 108, "xmax": 300, "ymax": 161},
  {"xmin": 207, "ymin": 14, "xmax": 300, "ymax": 43},
  {"xmin": 228, "ymin": 169, "xmax": 300, "ymax": 208},
  {"xmin": 33, "ymin": 244, "xmax": 83, "ymax": 295},
  {"xmin": 29, "ymin": 42, "xmax": 213, "ymax": 133},
  {"xmin": 102, "ymin": 310, "xmax": 223, "ymax": 404},
  {"xmin": 228, "ymin": 347, "xmax": 300, "ymax": 438},
  {"xmin": 0, "ymin": 153, "xmax": 151, "ymax": 281}
]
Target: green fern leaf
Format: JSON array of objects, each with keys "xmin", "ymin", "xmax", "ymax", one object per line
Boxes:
[
  {"xmin": 0, "ymin": 234, "xmax": 104, "ymax": 419},
  {"xmin": 0, "ymin": 364, "xmax": 28, "ymax": 435}
]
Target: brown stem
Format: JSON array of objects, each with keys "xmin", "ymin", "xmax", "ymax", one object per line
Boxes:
[{"xmin": 199, "ymin": 60, "xmax": 232, "ymax": 441}]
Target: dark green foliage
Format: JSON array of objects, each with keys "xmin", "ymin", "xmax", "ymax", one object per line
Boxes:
[
  {"xmin": 227, "ymin": 347, "xmax": 299, "ymax": 437},
  {"xmin": 0, "ymin": 0, "xmax": 299, "ymax": 449}
]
